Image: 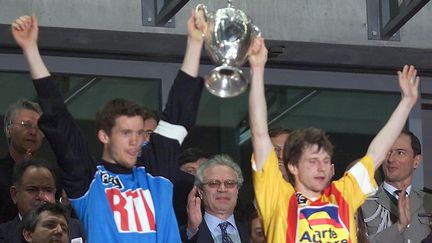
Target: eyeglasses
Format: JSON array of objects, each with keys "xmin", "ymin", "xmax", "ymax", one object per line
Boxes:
[
  {"xmin": 143, "ymin": 130, "xmax": 153, "ymax": 138},
  {"xmin": 9, "ymin": 121, "xmax": 40, "ymax": 131},
  {"xmin": 202, "ymin": 179, "xmax": 238, "ymax": 189}
]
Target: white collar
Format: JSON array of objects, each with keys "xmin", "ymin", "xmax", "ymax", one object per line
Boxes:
[{"xmin": 383, "ymin": 181, "xmax": 412, "ymax": 198}]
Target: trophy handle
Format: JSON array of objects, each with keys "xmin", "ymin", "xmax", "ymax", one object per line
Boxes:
[
  {"xmin": 244, "ymin": 25, "xmax": 262, "ymax": 60},
  {"xmin": 252, "ymin": 24, "xmax": 261, "ymax": 38},
  {"xmin": 195, "ymin": 4, "xmax": 209, "ymax": 22},
  {"xmin": 227, "ymin": 0, "xmax": 233, "ymax": 7}
]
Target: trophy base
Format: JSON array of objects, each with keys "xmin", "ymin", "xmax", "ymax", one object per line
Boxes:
[{"xmin": 205, "ymin": 65, "xmax": 248, "ymax": 98}]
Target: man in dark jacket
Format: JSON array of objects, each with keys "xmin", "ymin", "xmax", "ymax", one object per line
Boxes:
[
  {"xmin": 182, "ymin": 155, "xmax": 250, "ymax": 243},
  {"xmin": 0, "ymin": 159, "xmax": 85, "ymax": 243},
  {"xmin": 0, "ymin": 99, "xmax": 44, "ymax": 223}
]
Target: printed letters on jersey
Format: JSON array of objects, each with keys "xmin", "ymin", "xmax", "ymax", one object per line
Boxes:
[
  {"xmin": 102, "ymin": 172, "xmax": 156, "ymax": 233},
  {"xmin": 297, "ymin": 204, "xmax": 349, "ymax": 243}
]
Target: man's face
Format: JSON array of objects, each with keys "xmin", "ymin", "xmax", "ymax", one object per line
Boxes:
[
  {"xmin": 250, "ymin": 217, "xmax": 266, "ymax": 243},
  {"xmin": 288, "ymin": 144, "xmax": 333, "ymax": 198},
  {"xmin": 199, "ymin": 165, "xmax": 239, "ymax": 217},
  {"xmin": 11, "ymin": 166, "xmax": 56, "ymax": 215},
  {"xmin": 24, "ymin": 211, "xmax": 69, "ymax": 243},
  {"xmin": 143, "ymin": 118, "xmax": 157, "ymax": 142},
  {"xmin": 270, "ymin": 133, "xmax": 289, "ymax": 162},
  {"xmin": 7, "ymin": 109, "xmax": 43, "ymax": 156},
  {"xmin": 383, "ymin": 134, "xmax": 420, "ymax": 186},
  {"xmin": 270, "ymin": 133, "xmax": 289, "ymax": 179},
  {"xmin": 179, "ymin": 158, "xmax": 206, "ymax": 175},
  {"xmin": 100, "ymin": 115, "xmax": 145, "ymax": 168}
]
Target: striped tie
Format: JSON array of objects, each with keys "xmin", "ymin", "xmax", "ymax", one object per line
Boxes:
[{"xmin": 218, "ymin": 222, "xmax": 234, "ymax": 243}]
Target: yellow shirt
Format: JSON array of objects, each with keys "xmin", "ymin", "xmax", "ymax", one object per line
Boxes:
[{"xmin": 252, "ymin": 150, "xmax": 377, "ymax": 243}]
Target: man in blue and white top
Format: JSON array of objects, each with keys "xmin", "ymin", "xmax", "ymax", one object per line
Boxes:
[{"xmin": 11, "ymin": 10, "xmax": 206, "ymax": 242}]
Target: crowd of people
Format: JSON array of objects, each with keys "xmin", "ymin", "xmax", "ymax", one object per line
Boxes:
[{"xmin": 0, "ymin": 9, "xmax": 431, "ymax": 243}]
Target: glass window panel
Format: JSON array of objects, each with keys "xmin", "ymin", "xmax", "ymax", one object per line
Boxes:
[
  {"xmin": 265, "ymin": 85, "xmax": 400, "ymax": 134},
  {"xmin": 196, "ymin": 89, "xmax": 249, "ymax": 127},
  {"xmin": 0, "ymin": 72, "xmax": 38, "ymax": 113},
  {"xmin": 0, "ymin": 71, "xmax": 161, "ymax": 161},
  {"xmin": 60, "ymin": 75, "xmax": 161, "ymax": 120}
]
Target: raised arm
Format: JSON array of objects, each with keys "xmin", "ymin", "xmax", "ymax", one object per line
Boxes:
[
  {"xmin": 140, "ymin": 10, "xmax": 205, "ymax": 180},
  {"xmin": 367, "ymin": 65, "xmax": 419, "ymax": 169},
  {"xmin": 12, "ymin": 14, "xmax": 96, "ymax": 198},
  {"xmin": 180, "ymin": 10, "xmax": 206, "ymax": 77},
  {"xmin": 248, "ymin": 37, "xmax": 273, "ymax": 170},
  {"xmin": 12, "ymin": 14, "xmax": 49, "ymax": 79},
  {"xmin": 159, "ymin": 10, "xmax": 205, "ymax": 130}
]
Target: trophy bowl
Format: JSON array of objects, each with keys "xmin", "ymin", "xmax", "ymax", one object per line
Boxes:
[{"xmin": 197, "ymin": 1, "xmax": 260, "ymax": 98}]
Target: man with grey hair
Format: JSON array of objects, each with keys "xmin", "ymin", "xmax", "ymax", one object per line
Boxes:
[
  {"xmin": 3, "ymin": 98, "xmax": 43, "ymax": 161},
  {"xmin": 0, "ymin": 98, "xmax": 44, "ymax": 223},
  {"xmin": 181, "ymin": 154, "xmax": 250, "ymax": 243}
]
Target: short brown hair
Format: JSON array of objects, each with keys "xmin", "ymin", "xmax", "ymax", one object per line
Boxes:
[
  {"xmin": 20, "ymin": 203, "xmax": 70, "ymax": 242},
  {"xmin": 283, "ymin": 127, "xmax": 333, "ymax": 168},
  {"xmin": 268, "ymin": 127, "xmax": 291, "ymax": 138},
  {"xmin": 143, "ymin": 107, "xmax": 160, "ymax": 123},
  {"xmin": 400, "ymin": 130, "xmax": 421, "ymax": 156},
  {"xmin": 95, "ymin": 98, "xmax": 147, "ymax": 134}
]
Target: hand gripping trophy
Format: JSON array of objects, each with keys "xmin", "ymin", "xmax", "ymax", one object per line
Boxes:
[{"xmin": 196, "ymin": 0, "xmax": 260, "ymax": 98}]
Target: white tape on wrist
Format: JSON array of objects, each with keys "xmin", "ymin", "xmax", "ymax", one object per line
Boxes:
[{"xmin": 154, "ymin": 120, "xmax": 188, "ymax": 144}]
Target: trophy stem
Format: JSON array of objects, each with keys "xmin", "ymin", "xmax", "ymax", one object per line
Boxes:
[
  {"xmin": 227, "ymin": 0, "xmax": 233, "ymax": 7},
  {"xmin": 204, "ymin": 65, "xmax": 248, "ymax": 98}
]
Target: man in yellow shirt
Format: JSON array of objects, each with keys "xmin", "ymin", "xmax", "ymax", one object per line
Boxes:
[{"xmin": 247, "ymin": 37, "xmax": 420, "ymax": 243}]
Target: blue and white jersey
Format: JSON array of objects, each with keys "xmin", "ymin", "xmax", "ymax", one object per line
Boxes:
[
  {"xmin": 71, "ymin": 165, "xmax": 179, "ymax": 242},
  {"xmin": 34, "ymin": 70, "xmax": 203, "ymax": 243}
]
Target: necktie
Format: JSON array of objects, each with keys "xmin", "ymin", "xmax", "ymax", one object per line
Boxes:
[
  {"xmin": 218, "ymin": 222, "xmax": 234, "ymax": 243},
  {"xmin": 394, "ymin": 189, "xmax": 401, "ymax": 197},
  {"xmin": 394, "ymin": 189, "xmax": 408, "ymax": 198},
  {"xmin": 384, "ymin": 189, "xmax": 399, "ymax": 206}
]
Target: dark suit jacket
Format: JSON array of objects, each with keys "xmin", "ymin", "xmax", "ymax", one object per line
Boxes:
[
  {"xmin": 180, "ymin": 216, "xmax": 250, "ymax": 243},
  {"xmin": 423, "ymin": 233, "xmax": 432, "ymax": 243},
  {"xmin": 0, "ymin": 215, "xmax": 86, "ymax": 243},
  {"xmin": 173, "ymin": 170, "xmax": 195, "ymax": 226},
  {"xmin": 0, "ymin": 216, "xmax": 20, "ymax": 243},
  {"xmin": 0, "ymin": 154, "xmax": 18, "ymax": 224}
]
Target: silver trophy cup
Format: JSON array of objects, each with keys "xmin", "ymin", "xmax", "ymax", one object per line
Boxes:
[{"xmin": 196, "ymin": 0, "xmax": 260, "ymax": 98}]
